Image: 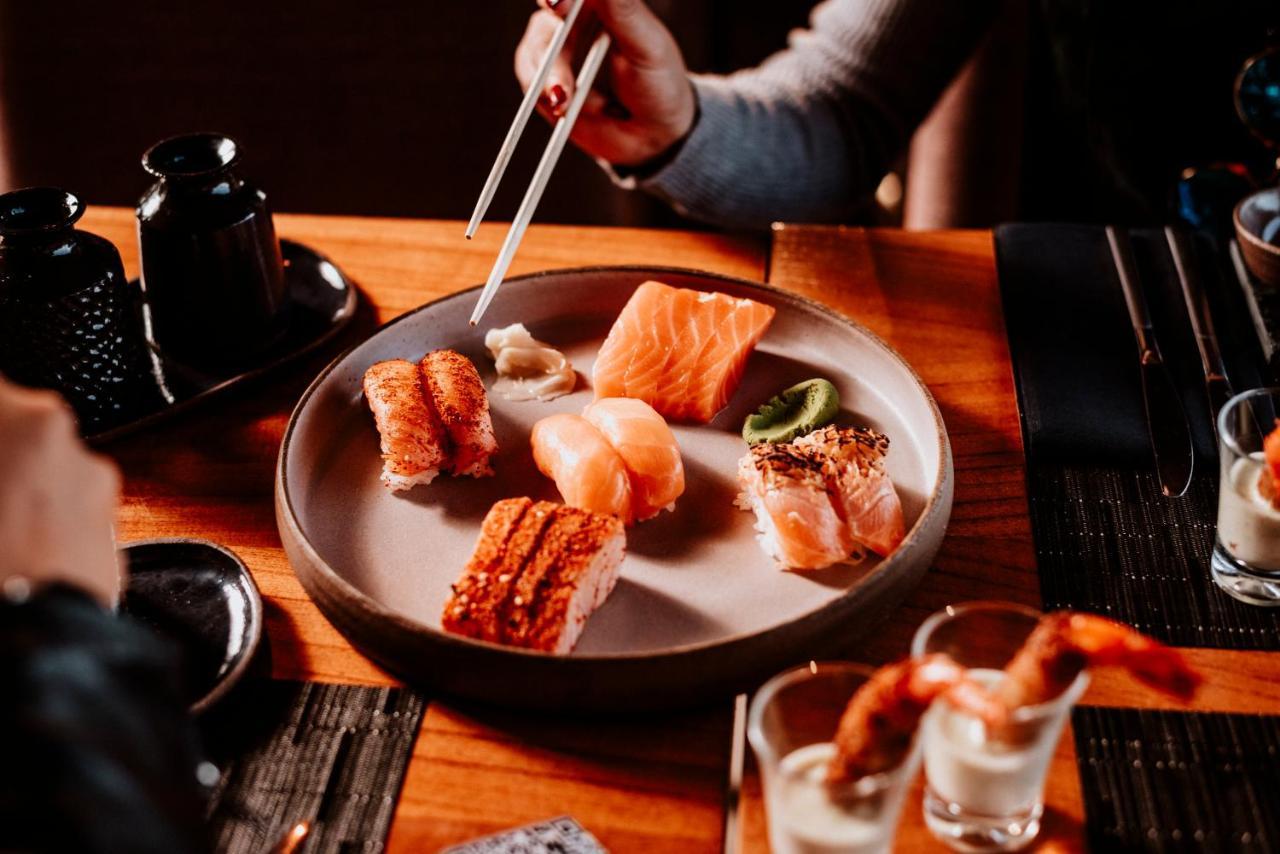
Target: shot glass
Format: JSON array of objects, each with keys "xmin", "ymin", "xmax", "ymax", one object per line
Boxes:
[
  {"xmin": 747, "ymin": 662, "xmax": 919, "ymax": 854},
  {"xmin": 1212, "ymin": 388, "xmax": 1280, "ymax": 606},
  {"xmin": 912, "ymin": 602, "xmax": 1087, "ymax": 852}
]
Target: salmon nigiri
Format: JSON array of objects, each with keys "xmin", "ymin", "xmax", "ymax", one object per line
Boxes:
[
  {"xmin": 737, "ymin": 443, "xmax": 855, "ymax": 570},
  {"xmin": 531, "ymin": 414, "xmax": 633, "ymax": 523},
  {"xmin": 592, "ymin": 280, "xmax": 775, "ymax": 423},
  {"xmin": 795, "ymin": 426, "xmax": 905, "ymax": 556},
  {"xmin": 583, "ymin": 397, "xmax": 685, "ymax": 522}
]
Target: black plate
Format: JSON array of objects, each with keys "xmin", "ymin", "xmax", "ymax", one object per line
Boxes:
[
  {"xmin": 119, "ymin": 538, "xmax": 263, "ymax": 713},
  {"xmin": 88, "ymin": 238, "xmax": 358, "ymax": 443}
]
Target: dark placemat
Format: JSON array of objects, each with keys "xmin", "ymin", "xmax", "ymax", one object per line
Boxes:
[
  {"xmin": 440, "ymin": 816, "xmax": 608, "ymax": 854},
  {"xmin": 997, "ymin": 223, "xmax": 1280, "ymax": 649},
  {"xmin": 1073, "ymin": 705, "xmax": 1280, "ymax": 851},
  {"xmin": 199, "ymin": 680, "xmax": 427, "ymax": 854}
]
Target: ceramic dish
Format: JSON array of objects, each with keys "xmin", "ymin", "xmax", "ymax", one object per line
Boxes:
[
  {"xmin": 88, "ymin": 239, "xmax": 358, "ymax": 443},
  {"xmin": 119, "ymin": 538, "xmax": 263, "ymax": 713},
  {"xmin": 276, "ymin": 267, "xmax": 952, "ymax": 712}
]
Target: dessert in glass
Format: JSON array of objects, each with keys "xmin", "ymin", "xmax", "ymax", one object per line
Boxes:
[
  {"xmin": 912, "ymin": 602, "xmax": 1199, "ymax": 852},
  {"xmin": 1213, "ymin": 388, "xmax": 1280, "ymax": 605},
  {"xmin": 748, "ymin": 657, "xmax": 994, "ymax": 854}
]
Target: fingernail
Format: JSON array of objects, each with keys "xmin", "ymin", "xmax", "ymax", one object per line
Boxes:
[
  {"xmin": 547, "ymin": 84, "xmax": 568, "ymax": 111},
  {"xmin": 548, "ymin": 0, "xmax": 565, "ymax": 8},
  {"xmin": 603, "ymin": 100, "xmax": 632, "ymax": 121}
]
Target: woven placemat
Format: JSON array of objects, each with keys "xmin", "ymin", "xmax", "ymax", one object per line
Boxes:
[
  {"xmin": 1030, "ymin": 465, "xmax": 1280, "ymax": 649},
  {"xmin": 1073, "ymin": 705, "xmax": 1280, "ymax": 851},
  {"xmin": 199, "ymin": 680, "xmax": 426, "ymax": 854}
]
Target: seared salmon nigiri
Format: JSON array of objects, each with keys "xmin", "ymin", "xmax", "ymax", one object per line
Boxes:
[
  {"xmin": 420, "ymin": 349, "xmax": 498, "ymax": 477},
  {"xmin": 363, "ymin": 359, "xmax": 450, "ymax": 491},
  {"xmin": 583, "ymin": 398, "xmax": 685, "ymax": 523},
  {"xmin": 531, "ymin": 414, "xmax": 633, "ymax": 523},
  {"xmin": 737, "ymin": 443, "xmax": 855, "ymax": 570},
  {"xmin": 795, "ymin": 425, "xmax": 904, "ymax": 556}
]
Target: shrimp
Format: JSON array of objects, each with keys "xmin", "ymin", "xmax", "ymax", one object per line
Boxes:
[
  {"xmin": 826, "ymin": 654, "xmax": 1005, "ymax": 790},
  {"xmin": 996, "ymin": 612, "xmax": 1201, "ymax": 711}
]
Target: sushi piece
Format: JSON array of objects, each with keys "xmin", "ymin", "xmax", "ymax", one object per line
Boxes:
[
  {"xmin": 362, "ymin": 359, "xmax": 450, "ymax": 491},
  {"xmin": 736, "ymin": 443, "xmax": 855, "ymax": 570},
  {"xmin": 363, "ymin": 350, "xmax": 498, "ymax": 491},
  {"xmin": 592, "ymin": 280, "xmax": 776, "ymax": 423},
  {"xmin": 420, "ymin": 349, "xmax": 498, "ymax": 477},
  {"xmin": 442, "ymin": 499, "xmax": 626, "ymax": 653},
  {"xmin": 583, "ymin": 397, "xmax": 685, "ymax": 522},
  {"xmin": 531, "ymin": 414, "xmax": 633, "ymax": 523},
  {"xmin": 795, "ymin": 426, "xmax": 905, "ymax": 556}
]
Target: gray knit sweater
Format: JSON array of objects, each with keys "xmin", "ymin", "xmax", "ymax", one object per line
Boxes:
[{"xmin": 620, "ymin": 0, "xmax": 1000, "ymax": 229}]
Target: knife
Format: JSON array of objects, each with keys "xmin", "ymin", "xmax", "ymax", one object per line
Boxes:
[
  {"xmin": 1105, "ymin": 226, "xmax": 1195, "ymax": 497},
  {"xmin": 1165, "ymin": 226, "xmax": 1234, "ymax": 434}
]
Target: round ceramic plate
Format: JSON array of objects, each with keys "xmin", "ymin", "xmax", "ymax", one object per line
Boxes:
[{"xmin": 277, "ymin": 267, "xmax": 952, "ymax": 712}]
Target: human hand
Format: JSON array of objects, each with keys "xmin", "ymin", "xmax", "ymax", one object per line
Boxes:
[
  {"xmin": 514, "ymin": 0, "xmax": 697, "ymax": 168},
  {"xmin": 0, "ymin": 377, "xmax": 122, "ymax": 608}
]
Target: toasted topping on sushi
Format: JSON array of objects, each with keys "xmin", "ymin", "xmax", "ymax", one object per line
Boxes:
[
  {"xmin": 442, "ymin": 499, "xmax": 626, "ymax": 654},
  {"xmin": 420, "ymin": 349, "xmax": 498, "ymax": 477}
]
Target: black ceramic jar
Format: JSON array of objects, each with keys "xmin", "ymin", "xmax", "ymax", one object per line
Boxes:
[
  {"xmin": 0, "ymin": 187, "xmax": 154, "ymax": 432},
  {"xmin": 137, "ymin": 133, "xmax": 287, "ymax": 371}
]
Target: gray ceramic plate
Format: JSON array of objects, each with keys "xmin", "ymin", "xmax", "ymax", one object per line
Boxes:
[{"xmin": 276, "ymin": 267, "xmax": 952, "ymax": 712}]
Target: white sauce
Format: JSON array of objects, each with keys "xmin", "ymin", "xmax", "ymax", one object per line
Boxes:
[
  {"xmin": 484, "ymin": 323, "xmax": 576, "ymax": 401},
  {"xmin": 921, "ymin": 669, "xmax": 1060, "ymax": 817},
  {"xmin": 765, "ymin": 743, "xmax": 895, "ymax": 854},
  {"xmin": 1217, "ymin": 453, "xmax": 1280, "ymax": 571}
]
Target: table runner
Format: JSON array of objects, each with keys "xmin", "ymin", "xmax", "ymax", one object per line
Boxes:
[
  {"xmin": 996, "ymin": 224, "xmax": 1280, "ymax": 650},
  {"xmin": 199, "ymin": 680, "xmax": 426, "ymax": 854},
  {"xmin": 1073, "ymin": 705, "xmax": 1280, "ymax": 851}
]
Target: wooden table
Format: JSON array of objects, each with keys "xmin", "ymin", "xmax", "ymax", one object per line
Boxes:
[{"xmin": 81, "ymin": 207, "xmax": 1280, "ymax": 853}]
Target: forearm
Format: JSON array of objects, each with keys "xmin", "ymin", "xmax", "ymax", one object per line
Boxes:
[{"xmin": 631, "ymin": 0, "xmax": 1000, "ymax": 229}]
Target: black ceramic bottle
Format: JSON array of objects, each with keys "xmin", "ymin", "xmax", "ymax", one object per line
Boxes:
[
  {"xmin": 0, "ymin": 187, "xmax": 154, "ymax": 432},
  {"xmin": 137, "ymin": 133, "xmax": 287, "ymax": 371}
]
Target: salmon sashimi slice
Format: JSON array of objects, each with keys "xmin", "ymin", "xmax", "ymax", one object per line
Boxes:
[
  {"xmin": 531, "ymin": 414, "xmax": 634, "ymax": 523},
  {"xmin": 621, "ymin": 284, "xmax": 698, "ymax": 403},
  {"xmin": 442, "ymin": 497, "xmax": 534, "ymax": 641},
  {"xmin": 419, "ymin": 349, "xmax": 498, "ymax": 477},
  {"xmin": 592, "ymin": 281, "xmax": 671, "ymax": 400},
  {"xmin": 363, "ymin": 359, "xmax": 450, "ymax": 491},
  {"xmin": 583, "ymin": 397, "xmax": 686, "ymax": 522},
  {"xmin": 675, "ymin": 295, "xmax": 776, "ymax": 423},
  {"xmin": 795, "ymin": 426, "xmax": 905, "ymax": 556},
  {"xmin": 737, "ymin": 444, "xmax": 855, "ymax": 570},
  {"xmin": 592, "ymin": 281, "xmax": 776, "ymax": 424},
  {"xmin": 442, "ymin": 499, "xmax": 626, "ymax": 654}
]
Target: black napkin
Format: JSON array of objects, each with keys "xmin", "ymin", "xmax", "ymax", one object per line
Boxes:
[
  {"xmin": 199, "ymin": 679, "xmax": 427, "ymax": 854},
  {"xmin": 1073, "ymin": 705, "xmax": 1280, "ymax": 851},
  {"xmin": 996, "ymin": 223, "xmax": 1268, "ymax": 468}
]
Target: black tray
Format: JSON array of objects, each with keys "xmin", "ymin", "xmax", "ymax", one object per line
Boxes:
[{"xmin": 89, "ymin": 238, "xmax": 358, "ymax": 443}]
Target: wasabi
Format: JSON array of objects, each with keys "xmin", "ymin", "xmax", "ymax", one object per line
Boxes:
[{"xmin": 742, "ymin": 378, "xmax": 840, "ymax": 445}]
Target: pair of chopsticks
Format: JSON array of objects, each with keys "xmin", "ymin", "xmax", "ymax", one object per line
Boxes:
[{"xmin": 466, "ymin": 1, "xmax": 611, "ymax": 325}]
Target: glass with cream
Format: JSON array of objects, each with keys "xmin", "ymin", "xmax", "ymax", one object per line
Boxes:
[
  {"xmin": 747, "ymin": 663, "xmax": 918, "ymax": 854},
  {"xmin": 912, "ymin": 603, "xmax": 1086, "ymax": 852},
  {"xmin": 1213, "ymin": 388, "xmax": 1280, "ymax": 605}
]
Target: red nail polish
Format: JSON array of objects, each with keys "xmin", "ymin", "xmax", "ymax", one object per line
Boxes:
[{"xmin": 547, "ymin": 84, "xmax": 568, "ymax": 110}]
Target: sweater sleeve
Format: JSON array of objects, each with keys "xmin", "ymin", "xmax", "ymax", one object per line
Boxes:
[{"xmin": 628, "ymin": 0, "xmax": 1000, "ymax": 229}]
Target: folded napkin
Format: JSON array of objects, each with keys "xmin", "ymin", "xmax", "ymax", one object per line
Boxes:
[{"xmin": 996, "ymin": 224, "xmax": 1269, "ymax": 467}]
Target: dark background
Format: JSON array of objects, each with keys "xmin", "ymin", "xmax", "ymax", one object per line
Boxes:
[{"xmin": 0, "ymin": 1, "xmax": 821, "ymax": 227}]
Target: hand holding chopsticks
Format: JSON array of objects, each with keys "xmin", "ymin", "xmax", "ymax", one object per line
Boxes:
[{"xmin": 467, "ymin": 1, "xmax": 611, "ymax": 326}]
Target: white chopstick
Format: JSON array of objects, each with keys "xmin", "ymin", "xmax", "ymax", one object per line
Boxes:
[
  {"xmin": 465, "ymin": 0, "xmax": 585, "ymax": 241},
  {"xmin": 469, "ymin": 30, "xmax": 612, "ymax": 326}
]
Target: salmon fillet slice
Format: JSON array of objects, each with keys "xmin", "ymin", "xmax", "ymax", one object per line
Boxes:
[
  {"xmin": 592, "ymin": 281, "xmax": 775, "ymax": 424},
  {"xmin": 420, "ymin": 349, "xmax": 498, "ymax": 477},
  {"xmin": 363, "ymin": 359, "xmax": 450, "ymax": 491}
]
